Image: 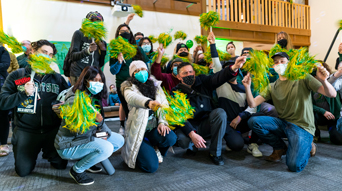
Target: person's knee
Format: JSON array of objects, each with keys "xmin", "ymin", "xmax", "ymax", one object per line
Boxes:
[
  {"xmin": 144, "ymin": 162, "xmax": 159, "ymax": 173},
  {"xmin": 15, "ymin": 164, "xmax": 34, "ymax": 177},
  {"xmin": 225, "ymin": 136, "xmax": 244, "ymax": 151},
  {"xmin": 247, "ymin": 117, "xmax": 260, "ymax": 131},
  {"xmin": 286, "ymin": 161, "xmax": 305, "ymax": 172},
  {"xmin": 166, "ymin": 131, "xmax": 177, "ymax": 146},
  {"xmin": 329, "ymin": 128, "xmax": 342, "ymax": 145},
  {"xmin": 212, "ymin": 108, "xmax": 227, "ymax": 121},
  {"xmin": 100, "ymin": 141, "xmax": 114, "ymax": 158},
  {"xmin": 51, "ymin": 160, "xmax": 68, "ymax": 170}
]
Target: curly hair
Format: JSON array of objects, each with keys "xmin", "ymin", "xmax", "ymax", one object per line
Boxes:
[{"xmin": 31, "ymin": 40, "xmax": 57, "ymax": 55}]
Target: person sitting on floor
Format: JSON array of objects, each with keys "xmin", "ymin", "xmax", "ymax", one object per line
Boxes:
[
  {"xmin": 121, "ymin": 60, "xmax": 177, "ymax": 173},
  {"xmin": 244, "ymin": 52, "xmax": 336, "ymax": 172}
]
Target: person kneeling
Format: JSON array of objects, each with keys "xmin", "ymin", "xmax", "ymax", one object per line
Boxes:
[
  {"xmin": 54, "ymin": 66, "xmax": 124, "ymax": 185},
  {"xmin": 121, "ymin": 61, "xmax": 177, "ymax": 173}
]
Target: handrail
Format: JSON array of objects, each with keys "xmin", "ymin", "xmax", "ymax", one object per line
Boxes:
[{"xmin": 207, "ymin": 0, "xmax": 310, "ymax": 30}]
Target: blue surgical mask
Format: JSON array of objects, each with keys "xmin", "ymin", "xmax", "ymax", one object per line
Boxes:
[
  {"xmin": 136, "ymin": 39, "xmax": 141, "ymax": 44},
  {"xmin": 135, "ymin": 70, "xmax": 149, "ymax": 83},
  {"xmin": 87, "ymin": 81, "xmax": 104, "ymax": 95},
  {"xmin": 37, "ymin": 53, "xmax": 50, "ymax": 59},
  {"xmin": 173, "ymin": 67, "xmax": 178, "ymax": 75},
  {"xmin": 22, "ymin": 46, "xmax": 27, "ymax": 52},
  {"xmin": 142, "ymin": 45, "xmax": 151, "ymax": 53}
]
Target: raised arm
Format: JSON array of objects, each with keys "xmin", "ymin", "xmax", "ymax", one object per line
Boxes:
[
  {"xmin": 207, "ymin": 32, "xmax": 222, "ymax": 73},
  {"xmin": 242, "ymin": 73, "xmax": 266, "ymax": 108},
  {"xmin": 316, "ymin": 65, "xmax": 337, "ymax": 98}
]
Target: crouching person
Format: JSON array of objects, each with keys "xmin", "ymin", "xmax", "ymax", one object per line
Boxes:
[
  {"xmin": 121, "ymin": 61, "xmax": 177, "ymax": 173},
  {"xmin": 54, "ymin": 66, "xmax": 124, "ymax": 185}
]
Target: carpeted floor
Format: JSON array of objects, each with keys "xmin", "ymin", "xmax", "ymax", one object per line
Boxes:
[{"xmin": 1, "ymin": 121, "xmax": 342, "ymax": 191}]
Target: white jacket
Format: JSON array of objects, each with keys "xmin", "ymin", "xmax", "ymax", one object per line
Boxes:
[{"xmin": 120, "ymin": 77, "xmax": 169, "ymax": 169}]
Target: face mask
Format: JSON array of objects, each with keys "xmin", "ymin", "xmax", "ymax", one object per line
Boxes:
[
  {"xmin": 277, "ymin": 39, "xmax": 288, "ymax": 48},
  {"xmin": 197, "ymin": 59, "xmax": 207, "ymax": 66},
  {"xmin": 197, "ymin": 50, "xmax": 203, "ymax": 55},
  {"xmin": 182, "ymin": 75, "xmax": 195, "ymax": 86},
  {"xmin": 136, "ymin": 39, "xmax": 141, "ymax": 44},
  {"xmin": 179, "ymin": 52, "xmax": 189, "ymax": 57},
  {"xmin": 209, "ymin": 69, "xmax": 214, "ymax": 75},
  {"xmin": 110, "ymin": 88, "xmax": 117, "ymax": 93},
  {"xmin": 173, "ymin": 66, "xmax": 178, "ymax": 75},
  {"xmin": 37, "ymin": 53, "xmax": 50, "ymax": 59},
  {"xmin": 142, "ymin": 45, "xmax": 151, "ymax": 53},
  {"xmin": 120, "ymin": 32, "xmax": 131, "ymax": 40},
  {"xmin": 274, "ymin": 63, "xmax": 288, "ymax": 76},
  {"xmin": 87, "ymin": 81, "xmax": 104, "ymax": 95},
  {"xmin": 22, "ymin": 46, "xmax": 27, "ymax": 52},
  {"xmin": 135, "ymin": 70, "xmax": 149, "ymax": 83}
]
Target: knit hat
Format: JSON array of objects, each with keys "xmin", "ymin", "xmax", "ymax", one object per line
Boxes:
[
  {"xmin": 176, "ymin": 43, "xmax": 188, "ymax": 53},
  {"xmin": 171, "ymin": 58, "xmax": 183, "ymax": 65},
  {"xmin": 86, "ymin": 11, "xmax": 103, "ymax": 21},
  {"xmin": 129, "ymin": 60, "xmax": 148, "ymax": 77}
]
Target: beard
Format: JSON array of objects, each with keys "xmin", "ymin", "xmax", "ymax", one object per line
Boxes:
[{"xmin": 129, "ymin": 77, "xmax": 157, "ymax": 100}]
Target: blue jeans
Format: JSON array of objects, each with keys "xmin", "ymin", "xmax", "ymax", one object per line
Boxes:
[
  {"xmin": 57, "ymin": 132, "xmax": 124, "ymax": 173},
  {"xmin": 248, "ymin": 116, "xmax": 313, "ymax": 172}
]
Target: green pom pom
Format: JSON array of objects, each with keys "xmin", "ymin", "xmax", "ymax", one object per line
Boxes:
[
  {"xmin": 108, "ymin": 36, "xmax": 137, "ymax": 60},
  {"xmin": 174, "ymin": 31, "xmax": 187, "ymax": 40},
  {"xmin": 194, "ymin": 35, "xmax": 207, "ymax": 45},
  {"xmin": 158, "ymin": 33, "xmax": 172, "ymax": 48},
  {"xmin": 28, "ymin": 54, "xmax": 55, "ymax": 75},
  {"xmin": 192, "ymin": 63, "xmax": 209, "ymax": 76},
  {"xmin": 0, "ymin": 31, "xmax": 24, "ymax": 53},
  {"xmin": 148, "ymin": 35, "xmax": 158, "ymax": 43},
  {"xmin": 339, "ymin": 20, "xmax": 342, "ymax": 30},
  {"xmin": 203, "ymin": 46, "xmax": 230, "ymax": 63},
  {"xmin": 133, "ymin": 5, "xmax": 143, "ymax": 17},
  {"xmin": 199, "ymin": 11, "xmax": 220, "ymax": 31},
  {"xmin": 81, "ymin": 18, "xmax": 106, "ymax": 40},
  {"xmin": 173, "ymin": 55, "xmax": 191, "ymax": 63},
  {"xmin": 152, "ymin": 51, "xmax": 169, "ymax": 66}
]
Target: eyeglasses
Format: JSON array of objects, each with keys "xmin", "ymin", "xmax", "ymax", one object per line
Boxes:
[
  {"xmin": 242, "ymin": 52, "xmax": 249, "ymax": 54},
  {"xmin": 142, "ymin": 42, "xmax": 150, "ymax": 46}
]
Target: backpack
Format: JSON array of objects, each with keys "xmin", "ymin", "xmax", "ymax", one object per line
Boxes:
[{"xmin": 63, "ymin": 48, "xmax": 73, "ymax": 77}]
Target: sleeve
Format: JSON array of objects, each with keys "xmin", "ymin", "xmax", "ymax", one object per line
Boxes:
[
  {"xmin": 0, "ymin": 48, "xmax": 10, "ymax": 74},
  {"xmin": 122, "ymin": 82, "xmax": 150, "ymax": 108},
  {"xmin": 201, "ymin": 64, "xmax": 238, "ymax": 90},
  {"xmin": 339, "ymin": 53, "xmax": 342, "ymax": 63},
  {"xmin": 179, "ymin": 121, "xmax": 197, "ymax": 136},
  {"xmin": 156, "ymin": 86, "xmax": 169, "ymax": 126},
  {"xmin": 151, "ymin": 61, "xmax": 167, "ymax": 81},
  {"xmin": 260, "ymin": 85, "xmax": 272, "ymax": 101},
  {"xmin": 210, "ymin": 44, "xmax": 222, "ymax": 74},
  {"xmin": 0, "ymin": 71, "xmax": 29, "ymax": 110},
  {"xmin": 328, "ymin": 73, "xmax": 342, "ymax": 92},
  {"xmin": 239, "ymin": 106, "xmax": 257, "ymax": 120},
  {"xmin": 69, "ymin": 30, "xmax": 90, "ymax": 62},
  {"xmin": 98, "ymin": 41, "xmax": 107, "ymax": 68},
  {"xmin": 108, "ymin": 94, "xmax": 114, "ymax": 106},
  {"xmin": 109, "ymin": 58, "xmax": 122, "ymax": 75},
  {"xmin": 305, "ymin": 75, "xmax": 322, "ymax": 92},
  {"xmin": 313, "ymin": 104, "xmax": 326, "ymax": 115}
]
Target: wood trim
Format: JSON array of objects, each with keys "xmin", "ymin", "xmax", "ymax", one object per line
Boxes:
[{"xmin": 0, "ymin": 0, "xmax": 2, "ymax": 31}]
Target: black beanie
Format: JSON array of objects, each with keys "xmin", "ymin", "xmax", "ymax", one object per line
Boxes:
[{"xmin": 176, "ymin": 43, "xmax": 188, "ymax": 53}]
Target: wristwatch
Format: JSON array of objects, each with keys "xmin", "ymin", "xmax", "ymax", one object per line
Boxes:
[{"xmin": 145, "ymin": 99, "xmax": 152, "ymax": 109}]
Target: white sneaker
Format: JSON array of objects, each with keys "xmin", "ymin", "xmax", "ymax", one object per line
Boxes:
[
  {"xmin": 155, "ymin": 149, "xmax": 163, "ymax": 163},
  {"xmin": 247, "ymin": 143, "xmax": 263, "ymax": 157},
  {"xmin": 225, "ymin": 145, "xmax": 232, "ymax": 151},
  {"xmin": 118, "ymin": 126, "xmax": 125, "ymax": 136}
]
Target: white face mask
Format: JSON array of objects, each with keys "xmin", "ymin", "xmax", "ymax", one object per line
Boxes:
[
  {"xmin": 197, "ymin": 50, "xmax": 203, "ymax": 55},
  {"xmin": 274, "ymin": 64, "xmax": 288, "ymax": 76}
]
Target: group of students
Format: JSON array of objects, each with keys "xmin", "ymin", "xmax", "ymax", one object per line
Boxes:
[{"xmin": 1, "ymin": 10, "xmax": 342, "ymax": 186}]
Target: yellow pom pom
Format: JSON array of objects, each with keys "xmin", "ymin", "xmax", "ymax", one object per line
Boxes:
[
  {"xmin": 133, "ymin": 5, "xmax": 143, "ymax": 17},
  {"xmin": 174, "ymin": 31, "xmax": 187, "ymax": 41},
  {"xmin": 28, "ymin": 54, "xmax": 55, "ymax": 75},
  {"xmin": 199, "ymin": 11, "xmax": 220, "ymax": 31}
]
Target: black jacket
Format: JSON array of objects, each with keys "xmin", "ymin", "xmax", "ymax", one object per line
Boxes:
[
  {"xmin": 0, "ymin": 47, "xmax": 11, "ymax": 88},
  {"xmin": 171, "ymin": 62, "xmax": 238, "ymax": 135},
  {"xmin": 69, "ymin": 30, "xmax": 107, "ymax": 77},
  {"xmin": 0, "ymin": 66, "xmax": 69, "ymax": 133}
]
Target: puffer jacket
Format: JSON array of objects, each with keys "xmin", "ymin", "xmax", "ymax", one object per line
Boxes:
[
  {"xmin": 54, "ymin": 88, "xmax": 112, "ymax": 150},
  {"xmin": 120, "ymin": 77, "xmax": 168, "ymax": 169}
]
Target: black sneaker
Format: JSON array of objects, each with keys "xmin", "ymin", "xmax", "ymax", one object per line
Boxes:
[
  {"xmin": 86, "ymin": 165, "xmax": 102, "ymax": 173},
  {"xmin": 210, "ymin": 154, "xmax": 224, "ymax": 165},
  {"xmin": 69, "ymin": 167, "xmax": 94, "ymax": 185}
]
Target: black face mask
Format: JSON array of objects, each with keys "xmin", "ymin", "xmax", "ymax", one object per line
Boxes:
[
  {"xmin": 197, "ymin": 59, "xmax": 207, "ymax": 66},
  {"xmin": 120, "ymin": 32, "xmax": 131, "ymax": 40},
  {"xmin": 277, "ymin": 39, "xmax": 288, "ymax": 48},
  {"xmin": 182, "ymin": 75, "xmax": 195, "ymax": 86},
  {"xmin": 179, "ymin": 52, "xmax": 189, "ymax": 57}
]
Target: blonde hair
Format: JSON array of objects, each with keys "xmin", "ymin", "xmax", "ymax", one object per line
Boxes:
[
  {"xmin": 275, "ymin": 31, "xmax": 293, "ymax": 50},
  {"xmin": 173, "ymin": 42, "xmax": 193, "ymax": 62}
]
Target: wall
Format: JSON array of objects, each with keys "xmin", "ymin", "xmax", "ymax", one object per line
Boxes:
[
  {"xmin": 309, "ymin": 0, "xmax": 342, "ymax": 70},
  {"xmin": 1, "ymin": 0, "xmax": 201, "ymax": 88}
]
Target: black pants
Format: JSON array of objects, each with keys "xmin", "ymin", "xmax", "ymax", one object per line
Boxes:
[
  {"xmin": 11, "ymin": 127, "xmax": 68, "ymax": 177},
  {"xmin": 0, "ymin": 109, "xmax": 9, "ymax": 145},
  {"xmin": 314, "ymin": 112, "xmax": 342, "ymax": 145},
  {"xmin": 117, "ymin": 86, "xmax": 129, "ymax": 117}
]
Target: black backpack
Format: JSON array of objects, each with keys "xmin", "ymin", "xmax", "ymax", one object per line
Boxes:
[{"xmin": 63, "ymin": 48, "xmax": 73, "ymax": 77}]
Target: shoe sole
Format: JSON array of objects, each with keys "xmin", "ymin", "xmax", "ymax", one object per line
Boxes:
[
  {"xmin": 85, "ymin": 169, "xmax": 102, "ymax": 173},
  {"xmin": 69, "ymin": 171, "xmax": 95, "ymax": 185},
  {"xmin": 247, "ymin": 149, "xmax": 263, "ymax": 158}
]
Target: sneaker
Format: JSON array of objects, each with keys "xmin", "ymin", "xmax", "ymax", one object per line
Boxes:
[
  {"xmin": 209, "ymin": 154, "xmax": 224, "ymax": 165},
  {"xmin": 118, "ymin": 126, "xmax": 125, "ymax": 136},
  {"xmin": 86, "ymin": 165, "xmax": 102, "ymax": 173},
  {"xmin": 0, "ymin": 145, "xmax": 10, "ymax": 157},
  {"xmin": 155, "ymin": 148, "xmax": 163, "ymax": 163},
  {"xmin": 247, "ymin": 143, "xmax": 263, "ymax": 157},
  {"xmin": 225, "ymin": 145, "xmax": 232, "ymax": 151},
  {"xmin": 265, "ymin": 147, "xmax": 287, "ymax": 162},
  {"xmin": 69, "ymin": 167, "xmax": 94, "ymax": 185},
  {"xmin": 310, "ymin": 142, "xmax": 317, "ymax": 157}
]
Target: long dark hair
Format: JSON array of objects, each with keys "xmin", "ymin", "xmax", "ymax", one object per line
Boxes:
[
  {"xmin": 115, "ymin": 24, "xmax": 136, "ymax": 45},
  {"xmin": 31, "ymin": 40, "xmax": 57, "ymax": 55},
  {"xmin": 138, "ymin": 37, "xmax": 154, "ymax": 55},
  {"xmin": 73, "ymin": 66, "xmax": 108, "ymax": 100},
  {"xmin": 128, "ymin": 73, "xmax": 157, "ymax": 100}
]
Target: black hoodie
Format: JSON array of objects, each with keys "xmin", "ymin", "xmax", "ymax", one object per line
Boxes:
[{"xmin": 0, "ymin": 66, "xmax": 69, "ymax": 133}]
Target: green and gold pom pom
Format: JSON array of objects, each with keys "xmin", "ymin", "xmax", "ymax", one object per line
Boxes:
[
  {"xmin": 199, "ymin": 11, "xmax": 220, "ymax": 31},
  {"xmin": 60, "ymin": 90, "xmax": 100, "ymax": 134},
  {"xmin": 152, "ymin": 51, "xmax": 170, "ymax": 66},
  {"xmin": 28, "ymin": 54, "xmax": 55, "ymax": 75},
  {"xmin": 0, "ymin": 31, "xmax": 24, "ymax": 53},
  {"xmin": 242, "ymin": 50, "xmax": 272, "ymax": 95},
  {"xmin": 203, "ymin": 46, "xmax": 229, "ymax": 63},
  {"xmin": 194, "ymin": 35, "xmax": 207, "ymax": 45},
  {"xmin": 268, "ymin": 44, "xmax": 288, "ymax": 61},
  {"xmin": 132, "ymin": 5, "xmax": 143, "ymax": 17},
  {"xmin": 158, "ymin": 33, "xmax": 172, "ymax": 48},
  {"xmin": 220, "ymin": 51, "xmax": 231, "ymax": 61},
  {"xmin": 339, "ymin": 20, "xmax": 342, "ymax": 30},
  {"xmin": 173, "ymin": 54, "xmax": 191, "ymax": 63},
  {"xmin": 148, "ymin": 35, "xmax": 158, "ymax": 43},
  {"xmin": 81, "ymin": 18, "xmax": 106, "ymax": 41},
  {"xmin": 159, "ymin": 90, "xmax": 195, "ymax": 130},
  {"xmin": 108, "ymin": 36, "xmax": 137, "ymax": 60},
  {"xmin": 284, "ymin": 47, "xmax": 317, "ymax": 81},
  {"xmin": 174, "ymin": 31, "xmax": 187, "ymax": 41},
  {"xmin": 192, "ymin": 63, "xmax": 209, "ymax": 76}
]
